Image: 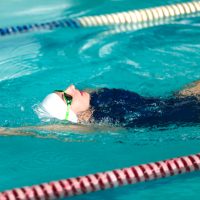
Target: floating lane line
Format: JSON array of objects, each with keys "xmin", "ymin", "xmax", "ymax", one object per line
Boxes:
[
  {"xmin": 0, "ymin": 1, "xmax": 200, "ymax": 36},
  {"xmin": 0, "ymin": 152, "xmax": 200, "ymax": 200}
]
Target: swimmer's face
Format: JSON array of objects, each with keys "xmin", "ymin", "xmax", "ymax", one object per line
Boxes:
[{"xmin": 55, "ymin": 85, "xmax": 90, "ymax": 114}]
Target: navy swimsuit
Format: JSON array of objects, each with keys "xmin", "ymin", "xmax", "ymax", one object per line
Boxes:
[{"xmin": 90, "ymin": 88, "xmax": 200, "ymax": 128}]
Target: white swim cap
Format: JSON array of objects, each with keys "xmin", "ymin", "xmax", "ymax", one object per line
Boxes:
[{"xmin": 35, "ymin": 93, "xmax": 78, "ymax": 123}]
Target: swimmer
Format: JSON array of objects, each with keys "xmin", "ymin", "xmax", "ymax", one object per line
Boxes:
[{"xmin": 1, "ymin": 81, "xmax": 200, "ymax": 137}]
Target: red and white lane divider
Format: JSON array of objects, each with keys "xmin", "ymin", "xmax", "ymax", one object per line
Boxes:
[{"xmin": 1, "ymin": 153, "xmax": 200, "ymax": 200}]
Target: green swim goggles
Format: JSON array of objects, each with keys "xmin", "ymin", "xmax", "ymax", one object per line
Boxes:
[{"xmin": 54, "ymin": 90, "xmax": 73, "ymax": 120}]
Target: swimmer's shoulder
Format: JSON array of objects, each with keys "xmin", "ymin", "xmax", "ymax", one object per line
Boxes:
[{"xmin": 175, "ymin": 80, "xmax": 200, "ymax": 100}]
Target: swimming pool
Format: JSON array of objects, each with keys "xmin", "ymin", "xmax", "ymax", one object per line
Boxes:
[{"xmin": 1, "ymin": 0, "xmax": 200, "ymax": 199}]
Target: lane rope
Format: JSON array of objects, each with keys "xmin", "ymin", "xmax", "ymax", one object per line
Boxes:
[
  {"xmin": 0, "ymin": 1, "xmax": 200, "ymax": 36},
  {"xmin": 0, "ymin": 152, "xmax": 200, "ymax": 200}
]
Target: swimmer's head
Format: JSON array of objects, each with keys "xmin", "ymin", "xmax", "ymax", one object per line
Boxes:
[{"xmin": 35, "ymin": 85, "xmax": 90, "ymax": 123}]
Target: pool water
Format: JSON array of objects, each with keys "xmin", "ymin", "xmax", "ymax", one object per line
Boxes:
[{"xmin": 1, "ymin": 0, "xmax": 200, "ymax": 199}]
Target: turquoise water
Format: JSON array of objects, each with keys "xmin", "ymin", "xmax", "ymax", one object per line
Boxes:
[{"xmin": 1, "ymin": 0, "xmax": 200, "ymax": 199}]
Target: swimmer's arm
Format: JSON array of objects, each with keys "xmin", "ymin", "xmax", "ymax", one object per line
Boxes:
[
  {"xmin": 175, "ymin": 80, "xmax": 200, "ymax": 99},
  {"xmin": 0, "ymin": 124, "xmax": 93, "ymax": 137},
  {"xmin": 0, "ymin": 125, "xmax": 95, "ymax": 143},
  {"xmin": 0, "ymin": 124, "xmax": 123, "ymax": 137}
]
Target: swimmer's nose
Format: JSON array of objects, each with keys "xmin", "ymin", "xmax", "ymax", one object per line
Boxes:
[
  {"xmin": 65, "ymin": 84, "xmax": 76, "ymax": 95},
  {"xmin": 70, "ymin": 84, "xmax": 75, "ymax": 90}
]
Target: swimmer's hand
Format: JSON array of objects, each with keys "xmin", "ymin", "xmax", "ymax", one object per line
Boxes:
[
  {"xmin": 0, "ymin": 127, "xmax": 8, "ymax": 135},
  {"xmin": 0, "ymin": 127, "xmax": 35, "ymax": 136}
]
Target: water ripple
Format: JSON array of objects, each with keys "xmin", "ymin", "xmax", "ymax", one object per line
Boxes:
[
  {"xmin": 99, "ymin": 41, "xmax": 117, "ymax": 58},
  {"xmin": 0, "ymin": 38, "xmax": 41, "ymax": 82}
]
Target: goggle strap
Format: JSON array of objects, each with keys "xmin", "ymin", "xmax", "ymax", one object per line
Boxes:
[
  {"xmin": 65, "ymin": 104, "xmax": 70, "ymax": 120},
  {"xmin": 54, "ymin": 89, "xmax": 72, "ymax": 121}
]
